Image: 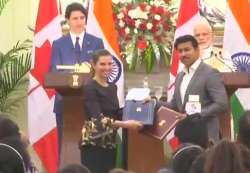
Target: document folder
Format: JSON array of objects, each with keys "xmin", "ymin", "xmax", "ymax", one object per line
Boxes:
[
  {"xmin": 123, "ymin": 100, "xmax": 156, "ymax": 125},
  {"xmin": 143, "ymin": 106, "xmax": 180, "ymax": 140}
]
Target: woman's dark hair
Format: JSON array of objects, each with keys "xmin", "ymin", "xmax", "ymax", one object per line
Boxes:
[
  {"xmin": 58, "ymin": 164, "xmax": 91, "ymax": 173},
  {"xmin": 90, "ymin": 49, "xmax": 112, "ymax": 77},
  {"xmin": 0, "ymin": 115, "xmax": 20, "ymax": 140},
  {"xmin": 238, "ymin": 110, "xmax": 250, "ymax": 149},
  {"xmin": 204, "ymin": 140, "xmax": 246, "ymax": 173},
  {"xmin": 91, "ymin": 49, "xmax": 112, "ymax": 65},
  {"xmin": 65, "ymin": 2, "xmax": 87, "ymax": 19},
  {"xmin": 0, "ymin": 116, "xmax": 32, "ymax": 172},
  {"xmin": 174, "ymin": 35, "xmax": 199, "ymax": 49}
]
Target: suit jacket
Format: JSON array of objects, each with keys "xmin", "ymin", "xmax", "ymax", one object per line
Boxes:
[
  {"xmin": 49, "ymin": 33, "xmax": 104, "ymax": 115},
  {"xmin": 168, "ymin": 61, "xmax": 228, "ymax": 141}
]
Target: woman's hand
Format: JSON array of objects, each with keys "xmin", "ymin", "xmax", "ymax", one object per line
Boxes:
[{"xmin": 122, "ymin": 120, "xmax": 143, "ymax": 130}]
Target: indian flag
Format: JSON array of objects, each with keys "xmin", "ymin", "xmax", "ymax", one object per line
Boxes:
[
  {"xmin": 86, "ymin": 0, "xmax": 124, "ymax": 167},
  {"xmin": 86, "ymin": 0, "xmax": 124, "ymax": 107},
  {"xmin": 223, "ymin": 0, "xmax": 250, "ymax": 136}
]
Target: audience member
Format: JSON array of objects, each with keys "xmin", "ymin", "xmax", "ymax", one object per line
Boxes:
[
  {"xmin": 238, "ymin": 110, "xmax": 250, "ymax": 149},
  {"xmin": 172, "ymin": 143, "xmax": 204, "ymax": 173},
  {"xmin": 238, "ymin": 144, "xmax": 250, "ymax": 172},
  {"xmin": 58, "ymin": 163, "xmax": 91, "ymax": 173},
  {"xmin": 0, "ymin": 115, "xmax": 35, "ymax": 173},
  {"xmin": 174, "ymin": 113, "xmax": 209, "ymax": 149},
  {"xmin": 188, "ymin": 152, "xmax": 207, "ymax": 173},
  {"xmin": 108, "ymin": 168, "xmax": 135, "ymax": 173},
  {"xmin": 204, "ymin": 140, "xmax": 247, "ymax": 173}
]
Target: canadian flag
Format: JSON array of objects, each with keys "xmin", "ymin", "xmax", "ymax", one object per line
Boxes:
[
  {"xmin": 28, "ymin": 0, "xmax": 61, "ymax": 172},
  {"xmin": 167, "ymin": 0, "xmax": 201, "ymax": 150}
]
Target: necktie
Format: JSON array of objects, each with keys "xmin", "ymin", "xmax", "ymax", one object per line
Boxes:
[{"xmin": 75, "ymin": 37, "xmax": 81, "ymax": 63}]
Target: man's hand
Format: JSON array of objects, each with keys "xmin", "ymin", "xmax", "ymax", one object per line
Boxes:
[{"xmin": 176, "ymin": 113, "xmax": 187, "ymax": 120}]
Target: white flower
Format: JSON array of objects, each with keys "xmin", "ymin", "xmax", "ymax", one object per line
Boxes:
[
  {"xmin": 146, "ymin": 23, "xmax": 153, "ymax": 30},
  {"xmin": 154, "ymin": 14, "xmax": 161, "ymax": 21},
  {"xmin": 135, "ymin": 19, "xmax": 141, "ymax": 28},
  {"xmin": 120, "ymin": 0, "xmax": 126, "ymax": 3},
  {"xmin": 119, "ymin": 20, "xmax": 125, "ymax": 27},
  {"xmin": 128, "ymin": 7, "xmax": 148, "ymax": 20},
  {"xmin": 125, "ymin": 27, "xmax": 130, "ymax": 34},
  {"xmin": 112, "ymin": 0, "xmax": 120, "ymax": 4},
  {"xmin": 117, "ymin": 12, "xmax": 124, "ymax": 19},
  {"xmin": 134, "ymin": 28, "xmax": 138, "ymax": 34},
  {"xmin": 146, "ymin": 5, "xmax": 151, "ymax": 11}
]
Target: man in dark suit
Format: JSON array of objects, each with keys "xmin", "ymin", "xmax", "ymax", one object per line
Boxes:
[
  {"xmin": 166, "ymin": 35, "xmax": 228, "ymax": 142},
  {"xmin": 49, "ymin": 2, "xmax": 104, "ymax": 150}
]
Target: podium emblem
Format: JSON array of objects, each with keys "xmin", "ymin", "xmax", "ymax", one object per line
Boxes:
[
  {"xmin": 72, "ymin": 74, "xmax": 79, "ymax": 87},
  {"xmin": 136, "ymin": 107, "xmax": 142, "ymax": 112}
]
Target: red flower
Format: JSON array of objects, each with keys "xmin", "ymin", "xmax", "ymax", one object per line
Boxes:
[
  {"xmin": 124, "ymin": 16, "xmax": 135, "ymax": 27},
  {"xmin": 139, "ymin": 3, "xmax": 147, "ymax": 11},
  {"xmin": 137, "ymin": 39, "xmax": 148, "ymax": 50},
  {"xmin": 163, "ymin": 23, "xmax": 170, "ymax": 31},
  {"xmin": 151, "ymin": 25, "xmax": 158, "ymax": 33},
  {"xmin": 155, "ymin": 6, "xmax": 165, "ymax": 14},
  {"xmin": 119, "ymin": 28, "xmax": 126, "ymax": 37},
  {"xmin": 139, "ymin": 23, "xmax": 147, "ymax": 31}
]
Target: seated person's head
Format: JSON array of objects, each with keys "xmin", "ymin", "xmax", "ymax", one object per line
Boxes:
[
  {"xmin": 0, "ymin": 115, "xmax": 20, "ymax": 140},
  {"xmin": 193, "ymin": 18, "xmax": 213, "ymax": 50},
  {"xmin": 174, "ymin": 113, "xmax": 209, "ymax": 148},
  {"xmin": 58, "ymin": 164, "xmax": 91, "ymax": 173},
  {"xmin": 0, "ymin": 142, "xmax": 26, "ymax": 173},
  {"xmin": 108, "ymin": 168, "xmax": 135, "ymax": 173},
  {"xmin": 172, "ymin": 143, "xmax": 204, "ymax": 173},
  {"xmin": 238, "ymin": 110, "xmax": 250, "ymax": 149},
  {"xmin": 155, "ymin": 167, "xmax": 173, "ymax": 173},
  {"xmin": 238, "ymin": 144, "xmax": 250, "ymax": 172},
  {"xmin": 188, "ymin": 152, "xmax": 207, "ymax": 173},
  {"xmin": 204, "ymin": 140, "xmax": 246, "ymax": 173}
]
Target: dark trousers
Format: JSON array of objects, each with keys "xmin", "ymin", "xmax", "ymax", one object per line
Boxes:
[
  {"xmin": 56, "ymin": 113, "xmax": 63, "ymax": 157},
  {"xmin": 81, "ymin": 146, "xmax": 116, "ymax": 173}
]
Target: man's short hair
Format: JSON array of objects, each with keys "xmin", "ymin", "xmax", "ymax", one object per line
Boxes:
[
  {"xmin": 238, "ymin": 110, "xmax": 250, "ymax": 149},
  {"xmin": 65, "ymin": 2, "xmax": 87, "ymax": 19},
  {"xmin": 174, "ymin": 35, "xmax": 199, "ymax": 49},
  {"xmin": 174, "ymin": 113, "xmax": 209, "ymax": 149}
]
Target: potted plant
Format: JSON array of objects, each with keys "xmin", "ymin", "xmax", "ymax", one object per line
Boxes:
[
  {"xmin": 112, "ymin": 0, "xmax": 176, "ymax": 73},
  {"xmin": 0, "ymin": 1, "xmax": 31, "ymax": 115}
]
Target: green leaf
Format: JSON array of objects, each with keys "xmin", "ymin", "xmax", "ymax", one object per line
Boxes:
[
  {"xmin": 128, "ymin": 43, "xmax": 138, "ymax": 71},
  {"xmin": 0, "ymin": 40, "xmax": 31, "ymax": 113},
  {"xmin": 159, "ymin": 45, "xmax": 171, "ymax": 67},
  {"xmin": 0, "ymin": 0, "xmax": 10, "ymax": 16},
  {"xmin": 144, "ymin": 42, "xmax": 155, "ymax": 73}
]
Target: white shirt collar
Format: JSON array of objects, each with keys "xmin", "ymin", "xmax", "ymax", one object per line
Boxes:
[
  {"xmin": 70, "ymin": 31, "xmax": 85, "ymax": 49},
  {"xmin": 183, "ymin": 58, "xmax": 201, "ymax": 74}
]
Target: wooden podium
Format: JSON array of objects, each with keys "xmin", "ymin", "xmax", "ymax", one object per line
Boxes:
[
  {"xmin": 220, "ymin": 72, "xmax": 250, "ymax": 138},
  {"xmin": 126, "ymin": 72, "xmax": 250, "ymax": 173},
  {"xmin": 44, "ymin": 72, "xmax": 90, "ymax": 166}
]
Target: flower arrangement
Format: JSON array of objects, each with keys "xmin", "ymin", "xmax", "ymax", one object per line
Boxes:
[{"xmin": 112, "ymin": 0, "xmax": 176, "ymax": 73}]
